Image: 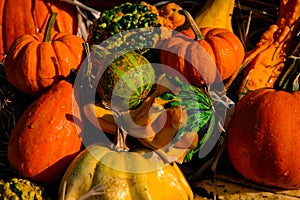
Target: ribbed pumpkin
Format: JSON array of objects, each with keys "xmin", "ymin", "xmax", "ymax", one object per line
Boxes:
[
  {"xmin": 4, "ymin": 13, "xmax": 84, "ymax": 96},
  {"xmin": 0, "ymin": 0, "xmax": 78, "ymax": 60},
  {"xmin": 58, "ymin": 144, "xmax": 194, "ymax": 200},
  {"xmin": 160, "ymin": 10, "xmax": 245, "ymax": 86},
  {"xmin": 7, "ymin": 79, "xmax": 83, "ymax": 184},
  {"xmin": 227, "ymin": 55, "xmax": 300, "ymax": 189}
]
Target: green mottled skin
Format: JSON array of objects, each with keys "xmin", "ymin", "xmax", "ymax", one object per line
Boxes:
[
  {"xmin": 158, "ymin": 75, "xmax": 215, "ymax": 162},
  {"xmin": 88, "ymin": 2, "xmax": 161, "ymax": 50},
  {"xmin": 97, "ymin": 51, "xmax": 155, "ymax": 110}
]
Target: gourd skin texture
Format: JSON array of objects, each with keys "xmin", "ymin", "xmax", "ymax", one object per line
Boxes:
[
  {"xmin": 59, "ymin": 145, "xmax": 194, "ymax": 200},
  {"xmin": 4, "ymin": 31, "xmax": 84, "ymax": 95},
  {"xmin": 158, "ymin": 3, "xmax": 185, "ymax": 30},
  {"xmin": 227, "ymin": 88, "xmax": 300, "ymax": 189},
  {"xmin": 0, "ymin": 0, "xmax": 78, "ymax": 60},
  {"xmin": 7, "ymin": 80, "xmax": 83, "ymax": 184},
  {"xmin": 0, "ymin": 178, "xmax": 46, "ymax": 199},
  {"xmin": 97, "ymin": 51, "xmax": 155, "ymax": 110}
]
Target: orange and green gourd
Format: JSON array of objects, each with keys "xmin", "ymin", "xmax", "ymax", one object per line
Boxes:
[
  {"xmin": 87, "ymin": 2, "xmax": 185, "ymax": 51},
  {"xmin": 95, "ymin": 51, "xmax": 156, "ymax": 110}
]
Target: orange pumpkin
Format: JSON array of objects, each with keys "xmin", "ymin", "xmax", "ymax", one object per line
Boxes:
[
  {"xmin": 160, "ymin": 10, "xmax": 245, "ymax": 86},
  {"xmin": 4, "ymin": 13, "xmax": 84, "ymax": 96},
  {"xmin": 7, "ymin": 79, "xmax": 83, "ymax": 184},
  {"xmin": 226, "ymin": 55, "xmax": 300, "ymax": 189},
  {"xmin": 0, "ymin": 0, "xmax": 78, "ymax": 60}
]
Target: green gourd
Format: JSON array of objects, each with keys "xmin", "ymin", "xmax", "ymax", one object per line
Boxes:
[{"xmin": 95, "ymin": 51, "xmax": 155, "ymax": 110}]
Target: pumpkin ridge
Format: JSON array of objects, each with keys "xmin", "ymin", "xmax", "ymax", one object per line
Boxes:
[
  {"xmin": 203, "ymin": 36, "xmax": 236, "ymax": 78},
  {"xmin": 52, "ymin": 41, "xmax": 78, "ymax": 75},
  {"xmin": 36, "ymin": 42, "xmax": 57, "ymax": 90},
  {"xmin": 16, "ymin": 41, "xmax": 39, "ymax": 93},
  {"xmin": 52, "ymin": 34, "xmax": 84, "ymax": 63}
]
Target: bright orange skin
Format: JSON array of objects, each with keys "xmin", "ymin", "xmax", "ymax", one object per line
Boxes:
[
  {"xmin": 0, "ymin": 0, "xmax": 5, "ymax": 60},
  {"xmin": 5, "ymin": 30, "xmax": 84, "ymax": 95},
  {"xmin": 0, "ymin": 0, "xmax": 78, "ymax": 60},
  {"xmin": 160, "ymin": 27, "xmax": 244, "ymax": 86},
  {"xmin": 227, "ymin": 88, "xmax": 300, "ymax": 189},
  {"xmin": 7, "ymin": 80, "xmax": 83, "ymax": 184}
]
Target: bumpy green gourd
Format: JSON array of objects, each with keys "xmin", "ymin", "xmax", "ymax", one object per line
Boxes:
[
  {"xmin": 87, "ymin": 2, "xmax": 162, "ymax": 51},
  {"xmin": 158, "ymin": 75, "xmax": 215, "ymax": 162},
  {"xmin": 96, "ymin": 51, "xmax": 155, "ymax": 110},
  {"xmin": 0, "ymin": 178, "xmax": 46, "ymax": 200}
]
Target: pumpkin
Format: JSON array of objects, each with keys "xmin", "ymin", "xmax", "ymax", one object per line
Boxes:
[
  {"xmin": 7, "ymin": 79, "xmax": 83, "ymax": 184},
  {"xmin": 94, "ymin": 50, "xmax": 156, "ymax": 110},
  {"xmin": 160, "ymin": 10, "xmax": 245, "ymax": 86},
  {"xmin": 4, "ymin": 13, "xmax": 84, "ymax": 96},
  {"xmin": 226, "ymin": 54, "xmax": 300, "ymax": 189},
  {"xmin": 228, "ymin": 0, "xmax": 300, "ymax": 100},
  {"xmin": 58, "ymin": 144, "xmax": 194, "ymax": 200},
  {"xmin": 0, "ymin": 0, "xmax": 78, "ymax": 61},
  {"xmin": 194, "ymin": 0, "xmax": 234, "ymax": 32}
]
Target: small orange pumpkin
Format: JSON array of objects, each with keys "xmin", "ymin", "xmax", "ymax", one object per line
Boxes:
[
  {"xmin": 0, "ymin": 0, "xmax": 78, "ymax": 60},
  {"xmin": 4, "ymin": 13, "xmax": 84, "ymax": 96},
  {"xmin": 160, "ymin": 10, "xmax": 245, "ymax": 86},
  {"xmin": 7, "ymin": 78, "xmax": 83, "ymax": 184},
  {"xmin": 226, "ymin": 55, "xmax": 300, "ymax": 189}
]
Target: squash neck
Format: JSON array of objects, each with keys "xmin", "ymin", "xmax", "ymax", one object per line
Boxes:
[
  {"xmin": 44, "ymin": 12, "xmax": 58, "ymax": 42},
  {"xmin": 273, "ymin": 23, "xmax": 300, "ymax": 92},
  {"xmin": 180, "ymin": 10, "xmax": 204, "ymax": 41}
]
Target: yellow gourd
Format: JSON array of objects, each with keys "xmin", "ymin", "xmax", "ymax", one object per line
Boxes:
[{"xmin": 194, "ymin": 0, "xmax": 234, "ymax": 32}]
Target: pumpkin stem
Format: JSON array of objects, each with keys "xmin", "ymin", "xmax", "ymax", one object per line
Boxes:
[
  {"xmin": 179, "ymin": 10, "xmax": 204, "ymax": 41},
  {"xmin": 44, "ymin": 12, "xmax": 58, "ymax": 42}
]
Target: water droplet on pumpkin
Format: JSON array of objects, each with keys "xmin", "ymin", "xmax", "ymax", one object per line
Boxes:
[
  {"xmin": 28, "ymin": 123, "xmax": 34, "ymax": 129},
  {"xmin": 283, "ymin": 171, "xmax": 289, "ymax": 176}
]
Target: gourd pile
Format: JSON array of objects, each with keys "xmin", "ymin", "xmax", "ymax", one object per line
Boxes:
[{"xmin": 1, "ymin": 0, "xmax": 300, "ymax": 199}]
